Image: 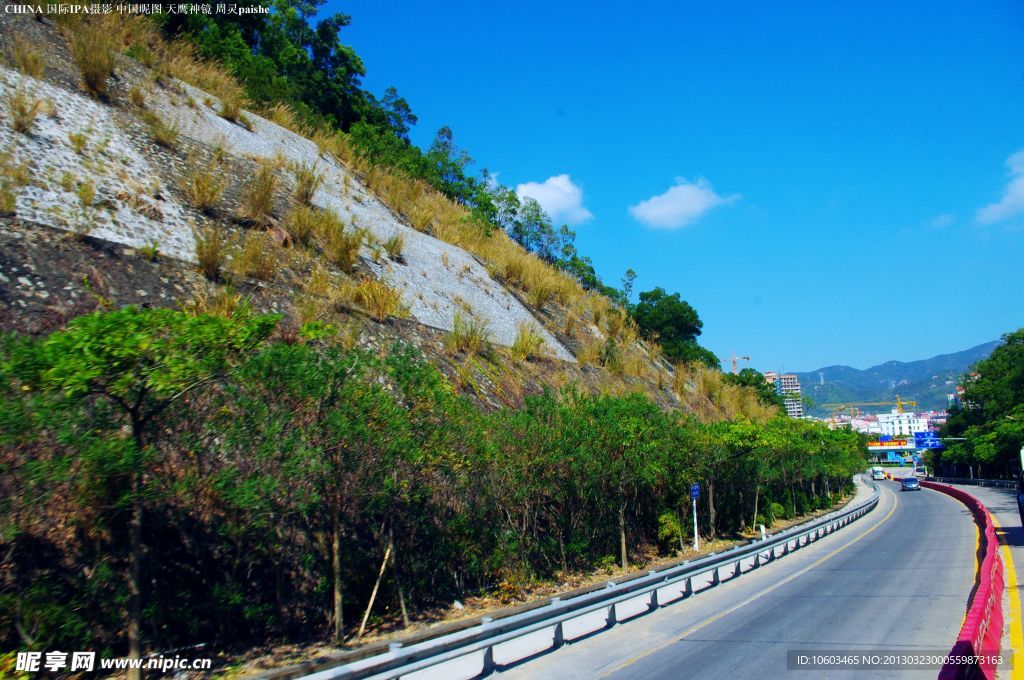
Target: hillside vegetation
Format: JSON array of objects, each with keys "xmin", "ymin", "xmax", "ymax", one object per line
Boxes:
[
  {"xmin": 0, "ymin": 7, "xmax": 867, "ymax": 670},
  {"xmin": 937, "ymin": 329, "xmax": 1024, "ymax": 479}
]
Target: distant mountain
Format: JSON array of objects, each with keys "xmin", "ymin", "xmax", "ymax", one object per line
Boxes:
[{"xmin": 796, "ymin": 341, "xmax": 1000, "ymax": 416}]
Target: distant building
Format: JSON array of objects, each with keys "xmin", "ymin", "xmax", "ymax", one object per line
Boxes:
[
  {"xmin": 876, "ymin": 409, "xmax": 928, "ymax": 437},
  {"xmin": 851, "ymin": 414, "xmax": 883, "ymax": 435},
  {"xmin": 764, "ymin": 371, "xmax": 804, "ymax": 418}
]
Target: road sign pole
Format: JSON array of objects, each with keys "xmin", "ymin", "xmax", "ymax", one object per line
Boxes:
[{"xmin": 693, "ymin": 498, "xmax": 699, "ymax": 552}]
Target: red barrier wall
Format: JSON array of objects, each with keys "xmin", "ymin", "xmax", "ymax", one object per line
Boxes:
[{"xmin": 919, "ymin": 481, "xmax": 1004, "ymax": 680}]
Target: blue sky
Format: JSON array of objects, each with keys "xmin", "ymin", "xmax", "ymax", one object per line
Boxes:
[{"xmin": 326, "ymin": 0, "xmax": 1024, "ymax": 371}]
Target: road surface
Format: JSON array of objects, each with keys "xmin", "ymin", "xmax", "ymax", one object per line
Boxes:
[
  {"xmin": 940, "ymin": 481, "xmax": 1024, "ymax": 680},
  {"xmin": 499, "ymin": 478, "xmax": 978, "ymax": 679}
]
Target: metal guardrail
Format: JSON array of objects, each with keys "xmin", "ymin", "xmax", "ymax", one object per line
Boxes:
[
  {"xmin": 927, "ymin": 477, "xmax": 1018, "ymax": 490},
  {"xmin": 289, "ymin": 481, "xmax": 881, "ymax": 680}
]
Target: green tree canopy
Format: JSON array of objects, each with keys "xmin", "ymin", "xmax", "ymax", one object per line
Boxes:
[
  {"xmin": 630, "ymin": 287, "xmax": 718, "ymax": 367},
  {"xmin": 941, "ymin": 328, "xmax": 1024, "ymax": 476}
]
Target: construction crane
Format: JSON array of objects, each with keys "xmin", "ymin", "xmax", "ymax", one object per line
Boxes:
[
  {"xmin": 821, "ymin": 395, "xmax": 918, "ymax": 415},
  {"xmin": 730, "ymin": 352, "xmax": 751, "ymax": 375}
]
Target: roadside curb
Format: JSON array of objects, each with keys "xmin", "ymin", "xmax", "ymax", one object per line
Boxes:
[{"xmin": 920, "ymin": 481, "xmax": 1005, "ymax": 680}]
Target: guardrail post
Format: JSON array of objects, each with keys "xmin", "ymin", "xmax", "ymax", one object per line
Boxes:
[
  {"xmin": 606, "ymin": 604, "xmax": 617, "ymax": 628},
  {"xmin": 733, "ymin": 560, "xmax": 742, "ymax": 578},
  {"xmin": 553, "ymin": 621, "xmax": 564, "ymax": 649},
  {"xmin": 753, "ymin": 553, "xmax": 761, "ymax": 569},
  {"xmin": 684, "ymin": 576, "xmax": 693, "ymax": 597},
  {"xmin": 482, "ymin": 645, "xmax": 496, "ymax": 675},
  {"xmin": 711, "ymin": 568, "xmax": 720, "ymax": 586},
  {"xmin": 649, "ymin": 589, "xmax": 659, "ymax": 611}
]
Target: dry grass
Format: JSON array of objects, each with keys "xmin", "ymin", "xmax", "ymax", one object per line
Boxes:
[
  {"xmin": 619, "ymin": 346, "xmax": 648, "ymax": 379},
  {"xmin": 232, "ymin": 231, "xmax": 279, "ymax": 281},
  {"xmin": 283, "ymin": 205, "xmax": 320, "ymax": 247},
  {"xmin": 0, "ymin": 186, "xmax": 15, "ymax": 216},
  {"xmin": 183, "ymin": 287, "xmax": 248, "ymax": 318},
  {"xmin": 155, "ymin": 38, "xmax": 246, "ymax": 108},
  {"xmin": 67, "ymin": 22, "xmax": 117, "ymax": 96},
  {"xmin": 350, "ymin": 277, "xmax": 408, "ymax": 322},
  {"xmin": 218, "ymin": 90, "xmax": 248, "ymax": 124},
  {"xmin": 577, "ymin": 337, "xmax": 604, "ymax": 367},
  {"xmin": 67, "ymin": 131, "xmax": 89, "ymax": 154},
  {"xmin": 267, "ymin": 103, "xmax": 309, "ymax": 137},
  {"xmin": 343, "ymin": 154, "xmax": 589, "ymax": 313},
  {"xmin": 181, "ymin": 159, "xmax": 227, "ymax": 214},
  {"xmin": 445, "ymin": 312, "xmax": 491, "ymax": 356},
  {"xmin": 317, "ymin": 211, "xmax": 366, "ymax": 272},
  {"xmin": 194, "ymin": 224, "xmax": 232, "ymax": 281},
  {"xmin": 526, "ymin": 279, "xmax": 555, "ymax": 309},
  {"xmin": 129, "ymin": 84, "xmax": 147, "ymax": 108},
  {"xmin": 76, "ymin": 180, "xmax": 96, "ymax": 208},
  {"xmin": 6, "ymin": 35, "xmax": 44, "ymax": 79},
  {"xmin": 137, "ymin": 241, "xmax": 160, "ymax": 262},
  {"xmin": 511, "ymin": 322, "xmax": 547, "ymax": 361},
  {"xmin": 311, "ymin": 127, "xmax": 341, "ymax": 159},
  {"xmin": 140, "ymin": 110, "xmax": 179, "ymax": 148},
  {"xmin": 672, "ymin": 363, "xmax": 778, "ymax": 424},
  {"xmin": 292, "ymin": 162, "xmax": 324, "ymax": 204},
  {"xmin": 603, "ymin": 309, "xmax": 627, "ymax": 339},
  {"xmin": 383, "ymin": 233, "xmax": 405, "ymax": 261},
  {"xmin": 0, "ymin": 148, "xmax": 29, "ymax": 215},
  {"xmin": 6, "ymin": 88, "xmax": 46, "ymax": 134},
  {"xmin": 239, "ymin": 162, "xmax": 278, "ymax": 224}
]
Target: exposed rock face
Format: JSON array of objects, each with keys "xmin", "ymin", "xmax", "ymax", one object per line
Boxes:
[{"xmin": 0, "ymin": 42, "xmax": 572, "ymax": 360}]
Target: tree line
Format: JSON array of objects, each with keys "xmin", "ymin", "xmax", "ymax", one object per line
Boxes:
[{"xmin": 0, "ymin": 308, "xmax": 866, "ymax": 658}]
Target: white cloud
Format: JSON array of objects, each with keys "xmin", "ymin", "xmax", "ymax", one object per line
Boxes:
[
  {"xmin": 628, "ymin": 178, "xmax": 739, "ymax": 229},
  {"xmin": 928, "ymin": 213, "xmax": 955, "ymax": 229},
  {"xmin": 976, "ymin": 150, "xmax": 1024, "ymax": 224},
  {"xmin": 515, "ymin": 174, "xmax": 593, "ymax": 225}
]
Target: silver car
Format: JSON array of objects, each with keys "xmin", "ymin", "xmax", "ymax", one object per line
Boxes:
[{"xmin": 900, "ymin": 477, "xmax": 921, "ymax": 491}]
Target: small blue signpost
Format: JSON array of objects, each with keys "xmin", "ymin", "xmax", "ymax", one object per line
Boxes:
[{"xmin": 690, "ymin": 483, "xmax": 700, "ymax": 551}]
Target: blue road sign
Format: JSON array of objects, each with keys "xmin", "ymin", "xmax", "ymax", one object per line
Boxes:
[
  {"xmin": 913, "ymin": 432, "xmax": 943, "ymax": 450},
  {"xmin": 690, "ymin": 482, "xmax": 700, "ymax": 500}
]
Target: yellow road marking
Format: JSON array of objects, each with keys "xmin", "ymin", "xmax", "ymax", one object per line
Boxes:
[
  {"xmin": 989, "ymin": 513, "xmax": 1023, "ymax": 680},
  {"xmin": 598, "ymin": 488, "xmax": 900, "ymax": 679}
]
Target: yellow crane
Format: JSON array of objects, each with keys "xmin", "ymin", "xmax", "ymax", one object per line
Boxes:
[
  {"xmin": 730, "ymin": 352, "xmax": 751, "ymax": 374},
  {"xmin": 821, "ymin": 395, "xmax": 918, "ymax": 416}
]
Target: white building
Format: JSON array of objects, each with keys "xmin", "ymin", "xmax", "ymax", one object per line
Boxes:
[
  {"xmin": 876, "ymin": 409, "xmax": 928, "ymax": 437},
  {"xmin": 764, "ymin": 371, "xmax": 804, "ymax": 419}
]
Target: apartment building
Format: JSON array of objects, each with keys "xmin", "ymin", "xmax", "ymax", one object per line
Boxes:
[{"xmin": 764, "ymin": 371, "xmax": 805, "ymax": 418}]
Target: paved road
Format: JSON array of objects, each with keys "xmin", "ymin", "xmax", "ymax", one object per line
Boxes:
[
  {"xmin": 500, "ymin": 479, "xmax": 978, "ymax": 680},
  {"xmin": 940, "ymin": 481, "xmax": 1024, "ymax": 680}
]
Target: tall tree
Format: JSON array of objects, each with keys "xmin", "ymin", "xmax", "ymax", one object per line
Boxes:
[
  {"xmin": 631, "ymin": 287, "xmax": 718, "ymax": 367},
  {"xmin": 26, "ymin": 308, "xmax": 276, "ymax": 676}
]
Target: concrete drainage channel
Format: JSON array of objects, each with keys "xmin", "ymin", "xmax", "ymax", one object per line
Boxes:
[{"xmin": 275, "ymin": 481, "xmax": 881, "ymax": 680}]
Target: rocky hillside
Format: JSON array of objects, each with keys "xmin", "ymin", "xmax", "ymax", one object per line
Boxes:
[{"xmin": 0, "ymin": 14, "xmax": 688, "ymax": 411}]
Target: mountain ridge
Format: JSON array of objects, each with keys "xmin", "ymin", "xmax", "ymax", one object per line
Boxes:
[{"xmin": 795, "ymin": 340, "xmax": 1000, "ymax": 414}]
